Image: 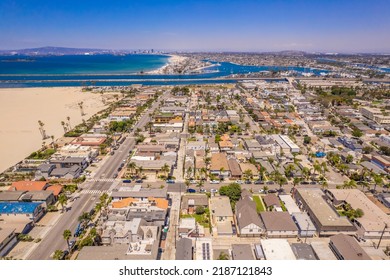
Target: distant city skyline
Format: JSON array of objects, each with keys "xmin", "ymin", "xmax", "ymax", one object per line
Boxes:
[{"xmin": 1, "ymin": 0, "xmax": 390, "ymax": 53}]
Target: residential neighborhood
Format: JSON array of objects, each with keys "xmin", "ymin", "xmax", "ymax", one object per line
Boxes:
[{"xmin": 1, "ymin": 81, "xmax": 390, "ymax": 261}]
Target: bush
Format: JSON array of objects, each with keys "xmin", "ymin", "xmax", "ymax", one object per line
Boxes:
[{"xmin": 195, "ymin": 206, "xmax": 205, "ymax": 215}]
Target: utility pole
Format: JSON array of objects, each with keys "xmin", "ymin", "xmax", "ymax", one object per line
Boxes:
[{"xmin": 377, "ymin": 223, "xmax": 388, "ymax": 249}]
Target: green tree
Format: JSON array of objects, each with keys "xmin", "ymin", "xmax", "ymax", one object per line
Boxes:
[
  {"xmin": 352, "ymin": 129, "xmax": 363, "ymax": 138},
  {"xmin": 63, "ymin": 229, "xmax": 72, "ymax": 250},
  {"xmin": 303, "ymin": 135, "xmax": 311, "ymax": 145},
  {"xmin": 219, "ymin": 183, "xmax": 242, "ymax": 208},
  {"xmin": 58, "ymin": 193, "xmax": 68, "ymax": 213},
  {"xmin": 217, "ymin": 252, "xmax": 230, "ymax": 260},
  {"xmin": 195, "ymin": 206, "xmax": 205, "ymax": 215},
  {"xmin": 53, "ymin": 250, "xmax": 64, "ymax": 260}
]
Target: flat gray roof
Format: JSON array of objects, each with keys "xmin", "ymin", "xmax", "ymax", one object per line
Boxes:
[
  {"xmin": 291, "ymin": 243, "xmax": 318, "ymax": 260},
  {"xmin": 296, "ymin": 188, "xmax": 353, "ymax": 228},
  {"xmin": 231, "ymin": 244, "xmax": 255, "ymax": 260}
]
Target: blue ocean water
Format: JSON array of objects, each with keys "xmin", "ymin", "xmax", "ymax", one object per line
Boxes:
[{"xmin": 0, "ymin": 54, "xmax": 328, "ymax": 87}]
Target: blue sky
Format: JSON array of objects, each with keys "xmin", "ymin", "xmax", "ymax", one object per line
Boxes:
[{"xmin": 1, "ymin": 0, "xmax": 389, "ymax": 52}]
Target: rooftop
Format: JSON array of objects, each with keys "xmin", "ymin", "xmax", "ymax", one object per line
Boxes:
[
  {"xmin": 261, "ymin": 239, "xmax": 296, "ymax": 260},
  {"xmin": 260, "ymin": 212, "xmax": 298, "ymax": 232},
  {"xmin": 0, "ymin": 202, "xmax": 41, "ymax": 214}
]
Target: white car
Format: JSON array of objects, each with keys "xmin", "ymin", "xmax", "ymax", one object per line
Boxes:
[
  {"xmin": 210, "ymin": 180, "xmax": 220, "ymax": 184},
  {"xmin": 210, "ymin": 189, "xmax": 218, "ymax": 193}
]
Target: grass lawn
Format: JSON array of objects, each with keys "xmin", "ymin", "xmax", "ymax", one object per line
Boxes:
[
  {"xmin": 181, "ymin": 211, "xmax": 210, "ymax": 228},
  {"xmin": 253, "ymin": 195, "xmax": 266, "ymax": 213},
  {"xmin": 280, "ymin": 200, "xmax": 287, "ymax": 212}
]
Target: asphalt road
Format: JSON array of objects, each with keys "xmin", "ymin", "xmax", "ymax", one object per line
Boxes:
[{"xmin": 27, "ymin": 93, "xmax": 167, "ymax": 260}]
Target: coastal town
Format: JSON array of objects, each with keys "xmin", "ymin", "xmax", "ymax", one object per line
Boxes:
[{"xmin": 1, "ymin": 59, "xmax": 390, "ymax": 260}]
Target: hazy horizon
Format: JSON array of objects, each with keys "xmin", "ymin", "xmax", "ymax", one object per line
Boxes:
[{"xmin": 1, "ymin": 0, "xmax": 390, "ymax": 53}]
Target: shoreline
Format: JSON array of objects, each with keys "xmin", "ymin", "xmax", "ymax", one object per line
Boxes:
[{"xmin": 0, "ymin": 87, "xmax": 112, "ymax": 173}]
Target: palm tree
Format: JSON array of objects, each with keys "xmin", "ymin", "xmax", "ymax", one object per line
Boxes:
[
  {"xmin": 58, "ymin": 193, "xmax": 68, "ymax": 213},
  {"xmin": 243, "ymin": 169, "xmax": 253, "ymax": 181},
  {"xmin": 38, "ymin": 120, "xmax": 47, "ymax": 139},
  {"xmin": 63, "ymin": 229, "xmax": 72, "ymax": 250},
  {"xmin": 293, "ymin": 177, "xmax": 301, "ymax": 187},
  {"xmin": 160, "ymin": 163, "xmax": 170, "ymax": 178},
  {"xmin": 50, "ymin": 135, "xmax": 55, "ymax": 149},
  {"xmin": 78, "ymin": 101, "xmax": 85, "ymax": 116},
  {"xmin": 284, "ymin": 164, "xmax": 296, "ymax": 178},
  {"xmin": 128, "ymin": 162, "xmax": 137, "ymax": 176},
  {"xmin": 217, "ymin": 252, "xmax": 229, "ymax": 260},
  {"xmin": 321, "ymin": 180, "xmax": 328, "ymax": 190},
  {"xmin": 66, "ymin": 116, "xmax": 72, "ymax": 130},
  {"xmin": 138, "ymin": 166, "xmax": 144, "ymax": 178},
  {"xmin": 313, "ymin": 161, "xmax": 322, "ymax": 176},
  {"xmin": 373, "ymin": 174, "xmax": 384, "ymax": 192},
  {"xmin": 61, "ymin": 121, "xmax": 67, "ymax": 133}
]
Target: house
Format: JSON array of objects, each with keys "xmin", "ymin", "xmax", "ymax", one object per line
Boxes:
[
  {"xmin": 262, "ymin": 194, "xmax": 281, "ymax": 211},
  {"xmin": 260, "ymin": 212, "xmax": 298, "ymax": 238},
  {"xmin": 291, "ymin": 243, "xmax": 318, "ymax": 260},
  {"xmin": 0, "ymin": 202, "xmax": 45, "ymax": 223},
  {"xmin": 231, "ymin": 244, "xmax": 255, "ymax": 260},
  {"xmin": 293, "ymin": 188, "xmax": 356, "ymax": 236},
  {"xmin": 178, "ymin": 218, "xmax": 204, "ymax": 238},
  {"xmin": 228, "ymin": 158, "xmax": 242, "ymax": 179},
  {"xmin": 210, "ymin": 196, "xmax": 234, "ymax": 236},
  {"xmin": 244, "ymin": 139, "xmax": 262, "ymax": 151},
  {"xmin": 260, "ymin": 239, "xmax": 296, "ymax": 260},
  {"xmin": 108, "ymin": 197, "xmax": 168, "ymax": 226},
  {"xmin": 291, "ymin": 212, "xmax": 316, "ymax": 238},
  {"xmin": 325, "ymin": 189, "xmax": 390, "ymax": 239},
  {"xmin": 181, "ymin": 194, "xmax": 209, "ymax": 215},
  {"xmin": 18, "ymin": 191, "xmax": 55, "ymax": 207},
  {"xmin": 329, "ymin": 234, "xmax": 371, "ymax": 260},
  {"xmin": 210, "ymin": 153, "xmax": 230, "ymax": 179},
  {"xmin": 9, "ymin": 181, "xmax": 49, "ymax": 192},
  {"xmin": 0, "ymin": 191, "xmax": 26, "ymax": 202},
  {"xmin": 187, "ymin": 141, "xmax": 207, "ymax": 151},
  {"xmin": 175, "ymin": 238, "xmax": 193, "ymax": 260},
  {"xmin": 235, "ymin": 193, "xmax": 264, "ymax": 237},
  {"xmin": 0, "ymin": 228, "xmax": 18, "ymax": 257}
]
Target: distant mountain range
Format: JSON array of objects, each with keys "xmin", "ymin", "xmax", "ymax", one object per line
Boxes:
[{"xmin": 0, "ymin": 46, "xmax": 113, "ymax": 55}]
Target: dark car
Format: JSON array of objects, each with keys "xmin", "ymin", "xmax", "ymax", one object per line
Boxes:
[
  {"xmin": 166, "ymin": 179, "xmax": 175, "ymax": 184},
  {"xmin": 301, "ymin": 181, "xmax": 310, "ymax": 185},
  {"xmin": 122, "ymin": 179, "xmax": 131, "ymax": 183},
  {"xmin": 254, "ymin": 180, "xmax": 264, "ymax": 185},
  {"xmin": 187, "ymin": 188, "xmax": 196, "ymax": 193},
  {"xmin": 135, "ymin": 179, "xmax": 143, "ymax": 183},
  {"xmin": 245, "ymin": 180, "xmax": 252, "ymax": 184},
  {"xmin": 268, "ymin": 189, "xmax": 277, "ymax": 193},
  {"xmin": 113, "ymin": 173, "xmax": 118, "ymax": 178},
  {"xmin": 266, "ymin": 181, "xmax": 275, "ymax": 185},
  {"xmin": 60, "ymin": 250, "xmax": 69, "ymax": 260}
]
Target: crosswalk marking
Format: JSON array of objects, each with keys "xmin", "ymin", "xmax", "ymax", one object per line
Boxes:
[
  {"xmin": 80, "ymin": 189, "xmax": 111, "ymax": 195},
  {"xmin": 86, "ymin": 178, "xmax": 118, "ymax": 183}
]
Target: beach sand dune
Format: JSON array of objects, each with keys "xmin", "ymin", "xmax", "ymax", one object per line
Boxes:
[{"xmin": 0, "ymin": 87, "xmax": 107, "ymax": 173}]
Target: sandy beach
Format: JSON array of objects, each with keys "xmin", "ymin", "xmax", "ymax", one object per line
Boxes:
[
  {"xmin": 147, "ymin": 55, "xmax": 188, "ymax": 74},
  {"xmin": 0, "ymin": 87, "xmax": 108, "ymax": 173}
]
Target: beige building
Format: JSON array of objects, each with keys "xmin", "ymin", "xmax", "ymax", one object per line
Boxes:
[
  {"xmin": 326, "ymin": 189, "xmax": 390, "ymax": 239},
  {"xmin": 210, "ymin": 195, "xmax": 234, "ymax": 235},
  {"xmin": 294, "ymin": 188, "xmax": 356, "ymax": 236}
]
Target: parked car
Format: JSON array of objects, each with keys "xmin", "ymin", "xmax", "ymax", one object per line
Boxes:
[
  {"xmin": 122, "ymin": 179, "xmax": 131, "ymax": 183},
  {"xmin": 235, "ymin": 180, "xmax": 244, "ymax": 184},
  {"xmin": 268, "ymin": 189, "xmax": 277, "ymax": 193},
  {"xmin": 187, "ymin": 188, "xmax": 196, "ymax": 193},
  {"xmin": 113, "ymin": 173, "xmax": 118, "ymax": 178},
  {"xmin": 60, "ymin": 250, "xmax": 69, "ymax": 260},
  {"xmin": 245, "ymin": 180, "xmax": 252, "ymax": 184},
  {"xmin": 254, "ymin": 180, "xmax": 264, "ymax": 185},
  {"xmin": 210, "ymin": 180, "xmax": 220, "ymax": 184},
  {"xmin": 266, "ymin": 181, "xmax": 275, "ymax": 185},
  {"xmin": 166, "ymin": 179, "xmax": 175, "ymax": 184},
  {"xmin": 199, "ymin": 188, "xmax": 206, "ymax": 193},
  {"xmin": 135, "ymin": 179, "xmax": 143, "ymax": 183},
  {"xmin": 210, "ymin": 189, "xmax": 218, "ymax": 193}
]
